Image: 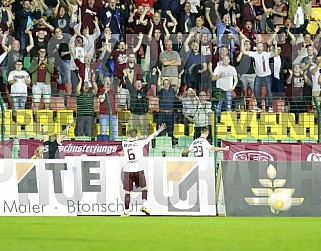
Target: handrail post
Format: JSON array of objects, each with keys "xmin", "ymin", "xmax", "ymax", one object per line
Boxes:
[
  {"xmin": 0, "ymin": 96, "xmax": 5, "ymax": 141},
  {"xmin": 313, "ymin": 96, "xmax": 321, "ymax": 142}
]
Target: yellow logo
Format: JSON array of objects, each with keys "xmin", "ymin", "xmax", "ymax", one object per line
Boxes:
[{"xmin": 244, "ymin": 164, "xmax": 304, "ymax": 214}]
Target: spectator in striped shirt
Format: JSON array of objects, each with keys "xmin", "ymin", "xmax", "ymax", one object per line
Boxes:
[{"xmin": 74, "ymin": 73, "xmax": 98, "ymax": 137}]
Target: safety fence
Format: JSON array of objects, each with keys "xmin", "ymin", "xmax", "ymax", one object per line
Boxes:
[{"xmin": 0, "ymin": 93, "xmax": 321, "ymax": 160}]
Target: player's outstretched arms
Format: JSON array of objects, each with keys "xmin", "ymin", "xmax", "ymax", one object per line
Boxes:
[
  {"xmin": 181, "ymin": 149, "xmax": 190, "ymax": 155},
  {"xmin": 157, "ymin": 123, "xmax": 166, "ymax": 134},
  {"xmin": 211, "ymin": 146, "xmax": 230, "ymax": 152}
]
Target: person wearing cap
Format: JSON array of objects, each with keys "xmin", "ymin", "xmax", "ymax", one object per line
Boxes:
[{"xmin": 41, "ymin": 122, "xmax": 73, "ymax": 159}]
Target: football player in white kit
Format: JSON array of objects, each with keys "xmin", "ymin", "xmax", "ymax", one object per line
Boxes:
[
  {"xmin": 181, "ymin": 127, "xmax": 229, "ymax": 157},
  {"xmin": 120, "ymin": 123, "xmax": 166, "ymax": 217}
]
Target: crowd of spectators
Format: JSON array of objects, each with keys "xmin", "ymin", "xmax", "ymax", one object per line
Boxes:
[{"xmin": 0, "ymin": 0, "xmax": 321, "ymax": 144}]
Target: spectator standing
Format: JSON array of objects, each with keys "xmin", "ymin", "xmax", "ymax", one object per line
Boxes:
[
  {"xmin": 236, "ymin": 40, "xmax": 256, "ymax": 97},
  {"xmin": 205, "ymin": 0, "xmax": 220, "ymax": 33},
  {"xmin": 79, "ymin": 0, "xmax": 98, "ymax": 33},
  {"xmin": 29, "ymin": 47, "xmax": 54, "ymax": 118},
  {"xmin": 0, "ymin": 0, "xmax": 13, "ymax": 33},
  {"xmin": 107, "ymin": 33, "xmax": 143, "ymax": 81},
  {"xmin": 116, "ymin": 82, "xmax": 130, "ymax": 110},
  {"xmin": 74, "ymin": 16, "xmax": 101, "ymax": 58},
  {"xmin": 176, "ymin": 1, "xmax": 198, "ymax": 34},
  {"xmin": 241, "ymin": 39, "xmax": 279, "ymax": 112},
  {"xmin": 2, "ymin": 31, "xmax": 34, "ymax": 73},
  {"xmin": 309, "ymin": 55, "xmax": 321, "ymax": 106},
  {"xmin": 212, "ymin": 55, "xmax": 238, "ymax": 116},
  {"xmin": 75, "ymin": 74, "xmax": 98, "ymax": 137},
  {"xmin": 125, "ymin": 78, "xmax": 151, "ymax": 137},
  {"xmin": 16, "ymin": 0, "xmax": 41, "ymax": 52},
  {"xmin": 52, "ymin": 1, "xmax": 71, "ymax": 34},
  {"xmin": 182, "ymin": 88, "xmax": 198, "ymax": 136},
  {"xmin": 159, "ymin": 39, "xmax": 181, "ymax": 87},
  {"xmin": 286, "ymin": 64, "xmax": 308, "ymax": 114},
  {"xmin": 123, "ymin": 53, "xmax": 143, "ymax": 85},
  {"xmin": 242, "ymin": 0, "xmax": 264, "ymax": 32},
  {"xmin": 157, "ymin": 79, "xmax": 178, "ymax": 146},
  {"xmin": 8, "ymin": 61, "xmax": 31, "ymax": 117},
  {"xmin": 190, "ymin": 17, "xmax": 212, "ymax": 41},
  {"xmin": 270, "ymin": 46, "xmax": 287, "ymax": 95},
  {"xmin": 183, "ymin": 31, "xmax": 207, "ymax": 92},
  {"xmin": 97, "ymin": 76, "xmax": 118, "ymax": 140},
  {"xmin": 99, "ymin": 0, "xmax": 128, "ymax": 41}
]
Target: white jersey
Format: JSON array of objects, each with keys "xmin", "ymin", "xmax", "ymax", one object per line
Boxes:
[
  {"xmin": 122, "ymin": 131, "xmax": 158, "ymax": 172},
  {"xmin": 188, "ymin": 137, "xmax": 212, "ymax": 157}
]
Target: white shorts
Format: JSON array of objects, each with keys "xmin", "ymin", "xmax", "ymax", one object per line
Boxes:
[{"xmin": 32, "ymin": 82, "xmax": 51, "ymax": 104}]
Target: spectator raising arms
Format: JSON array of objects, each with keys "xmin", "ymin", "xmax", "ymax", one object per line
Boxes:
[{"xmin": 74, "ymin": 73, "xmax": 98, "ymax": 137}]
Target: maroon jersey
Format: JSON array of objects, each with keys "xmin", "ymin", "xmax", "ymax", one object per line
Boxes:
[{"xmin": 110, "ymin": 49, "xmax": 133, "ymax": 78}]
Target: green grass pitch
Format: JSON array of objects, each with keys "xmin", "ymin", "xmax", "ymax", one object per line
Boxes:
[{"xmin": 0, "ymin": 217, "xmax": 320, "ymax": 251}]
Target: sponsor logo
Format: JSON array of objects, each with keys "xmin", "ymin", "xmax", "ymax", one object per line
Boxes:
[
  {"xmin": 244, "ymin": 164, "xmax": 304, "ymax": 214},
  {"xmin": 233, "ymin": 151, "xmax": 274, "ymax": 161},
  {"xmin": 166, "ymin": 160, "xmax": 200, "ymax": 212},
  {"xmin": 16, "ymin": 162, "xmax": 38, "ymax": 193},
  {"xmin": 307, "ymin": 153, "xmax": 321, "ymax": 161}
]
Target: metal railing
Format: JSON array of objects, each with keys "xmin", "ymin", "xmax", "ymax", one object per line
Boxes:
[{"xmin": 0, "ymin": 92, "xmax": 321, "ymax": 159}]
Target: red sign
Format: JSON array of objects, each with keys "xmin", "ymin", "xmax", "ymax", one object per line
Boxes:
[
  {"xmin": 0, "ymin": 140, "xmax": 14, "ymax": 158},
  {"xmin": 19, "ymin": 139, "xmax": 150, "ymax": 158},
  {"xmin": 223, "ymin": 141, "xmax": 321, "ymax": 161}
]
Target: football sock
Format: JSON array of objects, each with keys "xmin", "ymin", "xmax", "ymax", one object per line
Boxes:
[
  {"xmin": 142, "ymin": 190, "xmax": 147, "ymax": 202},
  {"xmin": 125, "ymin": 194, "xmax": 130, "ymax": 210},
  {"xmin": 142, "ymin": 190, "xmax": 147, "ymax": 207}
]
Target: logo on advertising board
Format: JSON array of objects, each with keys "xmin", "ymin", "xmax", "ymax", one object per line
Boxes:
[
  {"xmin": 307, "ymin": 153, "xmax": 321, "ymax": 161},
  {"xmin": 16, "ymin": 162, "xmax": 38, "ymax": 193},
  {"xmin": 166, "ymin": 160, "xmax": 200, "ymax": 212},
  {"xmin": 244, "ymin": 164, "xmax": 304, "ymax": 214},
  {"xmin": 233, "ymin": 151, "xmax": 274, "ymax": 161}
]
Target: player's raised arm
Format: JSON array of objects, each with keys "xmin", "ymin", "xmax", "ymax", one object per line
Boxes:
[{"xmin": 144, "ymin": 123, "xmax": 167, "ymax": 143}]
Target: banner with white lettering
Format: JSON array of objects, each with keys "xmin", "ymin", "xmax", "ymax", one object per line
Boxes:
[
  {"xmin": 0, "ymin": 157, "xmax": 216, "ymax": 216},
  {"xmin": 19, "ymin": 140, "xmax": 123, "ymax": 158}
]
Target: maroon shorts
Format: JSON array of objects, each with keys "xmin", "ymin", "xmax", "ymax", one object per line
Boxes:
[{"xmin": 123, "ymin": 171, "xmax": 147, "ymax": 191}]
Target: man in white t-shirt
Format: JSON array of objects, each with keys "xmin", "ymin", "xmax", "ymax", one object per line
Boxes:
[
  {"xmin": 212, "ymin": 55, "xmax": 238, "ymax": 116},
  {"xmin": 309, "ymin": 55, "xmax": 321, "ymax": 106},
  {"xmin": 241, "ymin": 39, "xmax": 278, "ymax": 112},
  {"xmin": 119, "ymin": 123, "xmax": 166, "ymax": 217},
  {"xmin": 8, "ymin": 61, "xmax": 31, "ymax": 117},
  {"xmin": 181, "ymin": 127, "xmax": 229, "ymax": 157}
]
